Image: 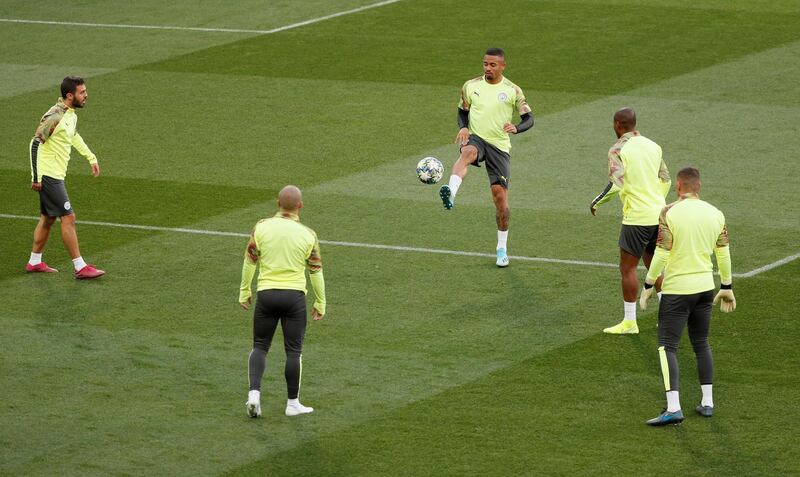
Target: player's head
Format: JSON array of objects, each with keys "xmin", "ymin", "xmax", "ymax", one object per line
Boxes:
[
  {"xmin": 676, "ymin": 167, "xmax": 701, "ymax": 195},
  {"xmin": 483, "ymin": 48, "xmax": 506, "ymax": 82},
  {"xmin": 61, "ymin": 76, "xmax": 87, "ymax": 108},
  {"xmin": 278, "ymin": 185, "xmax": 304, "ymax": 213},
  {"xmin": 613, "ymin": 107, "xmax": 636, "ymax": 137}
]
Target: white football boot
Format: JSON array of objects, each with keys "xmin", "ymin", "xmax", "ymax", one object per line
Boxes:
[
  {"xmin": 285, "ymin": 399, "xmax": 314, "ymax": 416},
  {"xmin": 246, "ymin": 390, "xmax": 261, "ymax": 418}
]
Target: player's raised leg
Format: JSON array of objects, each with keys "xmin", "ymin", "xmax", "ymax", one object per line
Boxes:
[
  {"xmin": 26, "ymin": 215, "xmax": 59, "ymax": 273},
  {"xmin": 492, "ymin": 184, "xmax": 510, "ymax": 267},
  {"xmin": 440, "ymin": 145, "xmax": 477, "ymax": 210}
]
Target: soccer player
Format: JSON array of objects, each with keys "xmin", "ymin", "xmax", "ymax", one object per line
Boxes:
[
  {"xmin": 639, "ymin": 167, "xmax": 736, "ymax": 425},
  {"xmin": 590, "ymin": 108, "xmax": 670, "ymax": 334},
  {"xmin": 239, "ymin": 185, "xmax": 326, "ymax": 418},
  {"xmin": 438, "ymin": 48, "xmax": 534, "ymax": 267},
  {"xmin": 26, "ymin": 76, "xmax": 105, "ymax": 279}
]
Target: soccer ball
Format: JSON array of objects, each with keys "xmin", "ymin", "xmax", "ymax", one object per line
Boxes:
[{"xmin": 416, "ymin": 157, "xmax": 443, "ymax": 184}]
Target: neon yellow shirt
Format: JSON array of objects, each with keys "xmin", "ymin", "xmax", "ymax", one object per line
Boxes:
[
  {"xmin": 30, "ymin": 98, "xmax": 97, "ymax": 182},
  {"xmin": 646, "ymin": 193, "xmax": 732, "ymax": 294},
  {"xmin": 459, "ymin": 75, "xmax": 531, "ymax": 153},
  {"xmin": 239, "ymin": 212, "xmax": 326, "ymax": 314},
  {"xmin": 592, "ymin": 131, "xmax": 671, "ymax": 225}
]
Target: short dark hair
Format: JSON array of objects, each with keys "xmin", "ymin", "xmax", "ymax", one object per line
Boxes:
[
  {"xmin": 485, "ymin": 48, "xmax": 505, "ymax": 58},
  {"xmin": 677, "ymin": 167, "xmax": 701, "ymax": 184},
  {"xmin": 61, "ymin": 76, "xmax": 85, "ymax": 98}
]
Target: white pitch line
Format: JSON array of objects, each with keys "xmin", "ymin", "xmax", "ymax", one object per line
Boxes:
[
  {"xmin": 0, "ymin": 0, "xmax": 402, "ymax": 35},
  {"xmin": 0, "ymin": 213, "xmax": 617, "ymax": 269},
  {"xmin": 734, "ymin": 252, "xmax": 800, "ymax": 278},
  {"xmin": 2, "ymin": 213, "xmax": 796, "ymax": 277}
]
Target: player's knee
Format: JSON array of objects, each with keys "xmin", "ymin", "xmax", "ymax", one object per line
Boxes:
[
  {"xmin": 689, "ymin": 337, "xmax": 710, "ymax": 352},
  {"xmin": 461, "ymin": 146, "xmax": 478, "ymax": 162},
  {"xmin": 252, "ymin": 340, "xmax": 270, "ymax": 352},
  {"xmin": 61, "ymin": 214, "xmax": 76, "ymax": 225},
  {"xmin": 619, "ymin": 261, "xmax": 637, "ymax": 274}
]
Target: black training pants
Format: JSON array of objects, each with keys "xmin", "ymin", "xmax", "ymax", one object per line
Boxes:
[
  {"xmin": 249, "ymin": 289, "xmax": 307, "ymax": 399},
  {"xmin": 657, "ymin": 290, "xmax": 715, "ymax": 391}
]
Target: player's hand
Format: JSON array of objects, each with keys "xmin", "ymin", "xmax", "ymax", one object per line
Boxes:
[
  {"xmin": 713, "ymin": 288, "xmax": 736, "ymax": 313},
  {"xmin": 639, "ymin": 282, "xmax": 656, "ymax": 310},
  {"xmin": 31, "ymin": 182, "xmax": 42, "ymax": 191},
  {"xmin": 240, "ymin": 296, "xmax": 251, "ymax": 310},
  {"xmin": 503, "ymin": 122, "xmax": 518, "ymax": 134},
  {"xmin": 312, "ymin": 308, "xmax": 324, "ymax": 321},
  {"xmin": 91, "ymin": 162, "xmax": 100, "ymax": 177},
  {"xmin": 589, "ymin": 203, "xmax": 598, "ymax": 216},
  {"xmin": 455, "ymin": 127, "xmax": 469, "ymax": 146}
]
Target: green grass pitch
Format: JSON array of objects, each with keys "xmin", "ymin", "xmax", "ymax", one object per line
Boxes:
[{"xmin": 1, "ymin": 1, "xmax": 799, "ymax": 475}]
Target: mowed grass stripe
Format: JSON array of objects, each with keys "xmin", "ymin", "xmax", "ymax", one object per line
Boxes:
[
  {"xmin": 2, "ymin": 214, "xmax": 796, "ymax": 278},
  {"xmin": 0, "ymin": 0, "xmax": 402, "ymax": 34},
  {"xmin": 225, "ymin": 261, "xmax": 800, "ymax": 476}
]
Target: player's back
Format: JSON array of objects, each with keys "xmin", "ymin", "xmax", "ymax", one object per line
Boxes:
[
  {"xmin": 661, "ymin": 197, "xmax": 726, "ymax": 293},
  {"xmin": 618, "ymin": 134, "xmax": 665, "ymax": 225},
  {"xmin": 253, "ymin": 214, "xmax": 316, "ymax": 292}
]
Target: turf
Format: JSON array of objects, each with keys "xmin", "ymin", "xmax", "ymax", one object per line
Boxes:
[{"xmin": 1, "ymin": 0, "xmax": 799, "ymax": 475}]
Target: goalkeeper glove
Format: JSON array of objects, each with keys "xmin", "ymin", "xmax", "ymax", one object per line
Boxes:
[
  {"xmin": 713, "ymin": 283, "xmax": 736, "ymax": 313},
  {"xmin": 639, "ymin": 281, "xmax": 656, "ymax": 310}
]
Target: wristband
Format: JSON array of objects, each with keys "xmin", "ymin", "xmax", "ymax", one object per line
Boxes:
[
  {"xmin": 720, "ymin": 283, "xmax": 732, "ymax": 290},
  {"xmin": 644, "ymin": 282, "xmax": 654, "ymax": 290}
]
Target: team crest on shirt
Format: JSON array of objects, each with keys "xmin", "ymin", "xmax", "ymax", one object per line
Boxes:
[
  {"xmin": 497, "ymin": 92, "xmax": 508, "ymax": 102},
  {"xmin": 64, "ymin": 201, "xmax": 71, "ymax": 210}
]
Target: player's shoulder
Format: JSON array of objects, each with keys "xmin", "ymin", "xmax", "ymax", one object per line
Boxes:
[
  {"xmin": 252, "ymin": 217, "xmax": 271, "ymax": 231},
  {"xmin": 501, "ymin": 77, "xmax": 524, "ymax": 92},
  {"xmin": 699, "ymin": 198, "xmax": 725, "ymax": 217},
  {"xmin": 297, "ymin": 221, "xmax": 318, "ymax": 240},
  {"xmin": 462, "ymin": 76, "xmax": 484, "ymax": 89},
  {"xmin": 40, "ymin": 103, "xmax": 65, "ymax": 122},
  {"xmin": 660, "ymin": 198, "xmax": 682, "ymax": 219},
  {"xmin": 633, "ymin": 133, "xmax": 661, "ymax": 149}
]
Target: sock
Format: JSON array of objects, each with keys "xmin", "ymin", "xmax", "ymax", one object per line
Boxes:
[
  {"xmin": 29, "ymin": 252, "xmax": 42, "ymax": 266},
  {"xmin": 701, "ymin": 384, "xmax": 713, "ymax": 407},
  {"xmin": 657, "ymin": 292, "xmax": 663, "ymax": 302},
  {"xmin": 248, "ymin": 390, "xmax": 260, "ymax": 403},
  {"xmin": 72, "ymin": 256, "xmax": 87, "ymax": 271},
  {"xmin": 666, "ymin": 390, "xmax": 681, "ymax": 412},
  {"xmin": 497, "ymin": 230, "xmax": 508, "ymax": 251},
  {"xmin": 623, "ymin": 301, "xmax": 637, "ymax": 321},
  {"xmin": 448, "ymin": 175, "xmax": 462, "ymax": 198}
]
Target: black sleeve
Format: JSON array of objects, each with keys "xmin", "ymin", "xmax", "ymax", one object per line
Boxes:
[
  {"xmin": 457, "ymin": 108, "xmax": 469, "ymax": 129},
  {"xmin": 591, "ymin": 182, "xmax": 613, "ymax": 207},
  {"xmin": 515, "ymin": 112, "xmax": 534, "ymax": 134},
  {"xmin": 30, "ymin": 138, "xmax": 41, "ymax": 183}
]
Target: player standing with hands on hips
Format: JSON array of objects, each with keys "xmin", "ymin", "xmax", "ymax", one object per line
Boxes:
[
  {"xmin": 26, "ymin": 76, "xmax": 105, "ymax": 279},
  {"xmin": 439, "ymin": 48, "xmax": 534, "ymax": 267},
  {"xmin": 640, "ymin": 167, "xmax": 736, "ymax": 426},
  {"xmin": 240, "ymin": 185, "xmax": 326, "ymax": 418}
]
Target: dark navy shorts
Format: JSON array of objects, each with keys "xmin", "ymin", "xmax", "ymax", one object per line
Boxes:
[
  {"xmin": 39, "ymin": 176, "xmax": 74, "ymax": 217},
  {"xmin": 462, "ymin": 134, "xmax": 511, "ymax": 189},
  {"xmin": 619, "ymin": 224, "xmax": 658, "ymax": 257}
]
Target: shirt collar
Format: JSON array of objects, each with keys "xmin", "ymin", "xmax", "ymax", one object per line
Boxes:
[
  {"xmin": 274, "ymin": 211, "xmax": 300, "ymax": 221},
  {"xmin": 679, "ymin": 192, "xmax": 700, "ymax": 200},
  {"xmin": 56, "ymin": 97, "xmax": 74, "ymax": 113},
  {"xmin": 620, "ymin": 131, "xmax": 640, "ymax": 140}
]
